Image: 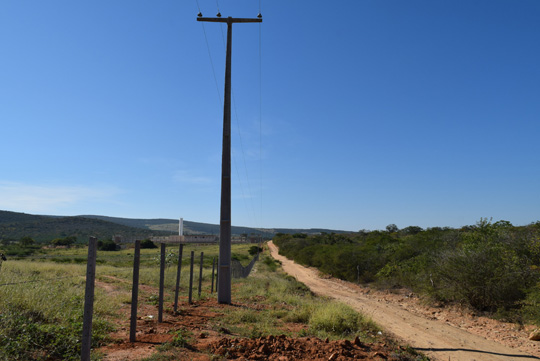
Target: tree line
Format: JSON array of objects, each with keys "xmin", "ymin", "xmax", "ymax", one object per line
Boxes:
[
  {"xmin": 0, "ymin": 236, "xmax": 159, "ymax": 257},
  {"xmin": 273, "ymin": 218, "xmax": 540, "ymax": 324}
]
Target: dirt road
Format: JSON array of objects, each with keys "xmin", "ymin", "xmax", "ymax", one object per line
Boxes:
[{"xmin": 268, "ymin": 241, "xmax": 540, "ymax": 361}]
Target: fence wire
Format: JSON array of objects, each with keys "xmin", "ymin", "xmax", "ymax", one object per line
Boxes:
[
  {"xmin": 231, "ymin": 253, "xmax": 259, "ymax": 278},
  {"xmin": 0, "ymin": 275, "xmax": 82, "ymax": 287}
]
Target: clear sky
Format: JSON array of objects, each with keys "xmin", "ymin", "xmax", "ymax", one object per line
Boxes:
[{"xmin": 1, "ymin": 1, "xmax": 539, "ymax": 231}]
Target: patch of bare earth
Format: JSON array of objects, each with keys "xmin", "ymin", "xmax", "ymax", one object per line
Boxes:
[
  {"xmin": 343, "ymin": 283, "xmax": 540, "ymax": 355},
  {"xmin": 96, "ymin": 290, "xmax": 411, "ymax": 360},
  {"xmin": 211, "ymin": 335, "xmax": 410, "ymax": 360}
]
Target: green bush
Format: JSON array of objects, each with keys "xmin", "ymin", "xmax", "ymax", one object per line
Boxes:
[
  {"xmin": 308, "ymin": 302, "xmax": 378, "ymax": 337},
  {"xmin": 434, "ymin": 245, "xmax": 534, "ymax": 311},
  {"xmin": 248, "ymin": 246, "xmax": 262, "ymax": 256},
  {"xmin": 0, "ymin": 307, "xmax": 112, "ymax": 361},
  {"xmin": 50, "ymin": 236, "xmax": 76, "ymax": 247},
  {"xmin": 273, "ymin": 218, "xmax": 540, "ymax": 320},
  {"xmin": 97, "ymin": 240, "xmax": 118, "ymax": 251},
  {"xmin": 0, "ymin": 308, "xmax": 80, "ymax": 360},
  {"xmin": 140, "ymin": 239, "xmax": 157, "ymax": 249}
]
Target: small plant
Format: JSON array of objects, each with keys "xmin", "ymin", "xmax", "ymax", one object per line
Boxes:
[
  {"xmin": 170, "ymin": 328, "xmax": 192, "ymax": 348},
  {"xmin": 153, "ymin": 249, "xmax": 177, "ymax": 268},
  {"xmin": 147, "ymin": 295, "xmax": 159, "ymax": 306}
]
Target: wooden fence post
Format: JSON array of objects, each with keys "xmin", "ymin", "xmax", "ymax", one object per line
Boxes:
[
  {"xmin": 174, "ymin": 244, "xmax": 184, "ymax": 313},
  {"xmin": 158, "ymin": 243, "xmax": 166, "ymax": 323},
  {"xmin": 130, "ymin": 240, "xmax": 141, "ymax": 342},
  {"xmin": 189, "ymin": 251, "xmax": 194, "ymax": 304},
  {"xmin": 81, "ymin": 237, "xmax": 97, "ymax": 361},
  {"xmin": 198, "ymin": 252, "xmax": 204, "ymax": 298},
  {"xmin": 211, "ymin": 257, "xmax": 215, "ymax": 294}
]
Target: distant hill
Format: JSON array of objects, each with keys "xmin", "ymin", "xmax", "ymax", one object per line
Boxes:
[
  {"xmin": 0, "ymin": 210, "xmax": 351, "ymax": 243},
  {"xmin": 80, "ymin": 215, "xmax": 276, "ymax": 237},
  {"xmin": 0, "ymin": 210, "xmax": 166, "ymax": 243},
  {"xmin": 81, "ymin": 215, "xmax": 350, "ymax": 238}
]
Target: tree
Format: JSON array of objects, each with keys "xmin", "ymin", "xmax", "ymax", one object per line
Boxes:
[
  {"xmin": 19, "ymin": 236, "xmax": 35, "ymax": 247},
  {"xmin": 50, "ymin": 236, "xmax": 75, "ymax": 248},
  {"xmin": 248, "ymin": 246, "xmax": 262, "ymax": 256},
  {"xmin": 386, "ymin": 224, "xmax": 399, "ymax": 233},
  {"xmin": 401, "ymin": 226, "xmax": 423, "ymax": 235}
]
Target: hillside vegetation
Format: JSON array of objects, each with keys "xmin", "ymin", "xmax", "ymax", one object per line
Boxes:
[
  {"xmin": 274, "ymin": 218, "xmax": 540, "ymax": 324},
  {"xmin": 0, "ymin": 210, "xmax": 349, "ymax": 244},
  {"xmin": 0, "ymin": 211, "xmax": 164, "ymax": 243}
]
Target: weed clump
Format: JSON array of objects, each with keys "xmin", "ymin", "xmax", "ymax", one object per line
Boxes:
[{"xmin": 308, "ymin": 302, "xmax": 379, "ymax": 338}]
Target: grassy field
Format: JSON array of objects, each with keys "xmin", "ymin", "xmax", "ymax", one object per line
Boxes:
[{"xmin": 0, "ymin": 242, "xmax": 425, "ymax": 361}]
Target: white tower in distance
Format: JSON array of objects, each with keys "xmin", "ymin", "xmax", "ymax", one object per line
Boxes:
[{"xmin": 179, "ymin": 218, "xmax": 184, "ymax": 236}]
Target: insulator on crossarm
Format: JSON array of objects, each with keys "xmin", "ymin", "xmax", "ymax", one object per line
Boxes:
[
  {"xmin": 257, "ymin": 13, "xmax": 262, "ymax": 18},
  {"xmin": 216, "ymin": 12, "xmax": 222, "ymax": 17},
  {"xmin": 197, "ymin": 12, "xmax": 202, "ymax": 17}
]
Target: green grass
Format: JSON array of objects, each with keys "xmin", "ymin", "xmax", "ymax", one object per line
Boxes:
[
  {"xmin": 0, "ymin": 242, "xmax": 410, "ymax": 360},
  {"xmin": 308, "ymin": 302, "xmax": 378, "ymax": 338},
  {"xmin": 0, "ymin": 261, "xmax": 116, "ymax": 360},
  {"xmin": 217, "ymin": 254, "xmax": 380, "ymax": 341},
  {"xmin": 0, "ymin": 243, "xmax": 255, "ymax": 360}
]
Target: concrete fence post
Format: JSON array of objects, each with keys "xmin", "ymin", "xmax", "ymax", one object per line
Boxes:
[
  {"xmin": 211, "ymin": 257, "xmax": 216, "ymax": 294},
  {"xmin": 174, "ymin": 244, "xmax": 184, "ymax": 312},
  {"xmin": 215, "ymin": 257, "xmax": 219, "ymax": 293},
  {"xmin": 81, "ymin": 237, "xmax": 97, "ymax": 361},
  {"xmin": 129, "ymin": 240, "xmax": 141, "ymax": 342},
  {"xmin": 158, "ymin": 243, "xmax": 166, "ymax": 323},
  {"xmin": 189, "ymin": 251, "xmax": 194, "ymax": 304},
  {"xmin": 198, "ymin": 252, "xmax": 204, "ymax": 298}
]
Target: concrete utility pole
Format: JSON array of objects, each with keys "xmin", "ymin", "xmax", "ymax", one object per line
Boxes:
[{"xmin": 197, "ymin": 15, "xmax": 262, "ymax": 304}]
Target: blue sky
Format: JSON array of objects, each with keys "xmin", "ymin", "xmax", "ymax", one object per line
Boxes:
[{"xmin": 1, "ymin": 0, "xmax": 539, "ymax": 231}]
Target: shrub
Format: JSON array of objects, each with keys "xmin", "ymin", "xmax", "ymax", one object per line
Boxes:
[
  {"xmin": 262, "ymin": 256, "xmax": 278, "ymax": 272},
  {"xmin": 0, "ymin": 308, "xmax": 80, "ymax": 360},
  {"xmin": 433, "ymin": 244, "xmax": 534, "ymax": 311},
  {"xmin": 272, "ymin": 219, "xmax": 540, "ymax": 318},
  {"xmin": 97, "ymin": 240, "xmax": 118, "ymax": 251},
  {"xmin": 308, "ymin": 302, "xmax": 378, "ymax": 336},
  {"xmin": 50, "ymin": 236, "xmax": 76, "ymax": 247},
  {"xmin": 140, "ymin": 239, "xmax": 157, "ymax": 249},
  {"xmin": 248, "ymin": 246, "xmax": 262, "ymax": 256}
]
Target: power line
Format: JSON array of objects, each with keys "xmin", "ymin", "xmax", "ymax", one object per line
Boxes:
[
  {"xmin": 258, "ymin": 20, "xmax": 264, "ymax": 233},
  {"xmin": 201, "ymin": 23, "xmax": 223, "ymax": 107},
  {"xmin": 209, "ymin": 2, "xmax": 260, "ymax": 228},
  {"xmin": 195, "ymin": 3, "xmax": 264, "ymax": 231}
]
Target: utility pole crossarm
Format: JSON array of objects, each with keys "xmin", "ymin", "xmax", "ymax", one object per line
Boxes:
[{"xmin": 197, "ymin": 17, "xmax": 262, "ymax": 24}]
